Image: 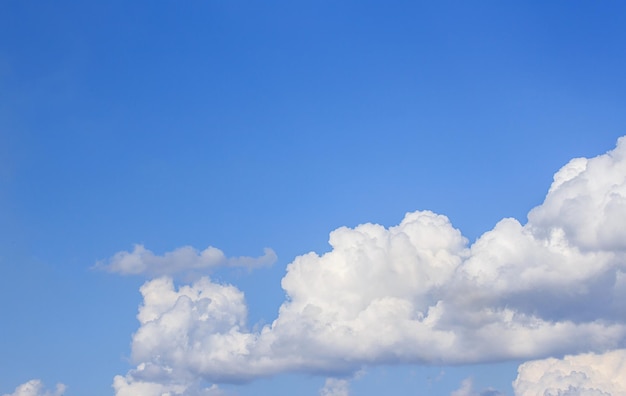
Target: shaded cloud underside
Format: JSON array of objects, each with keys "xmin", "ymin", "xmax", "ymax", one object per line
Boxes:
[{"xmin": 105, "ymin": 137, "xmax": 626, "ymax": 395}]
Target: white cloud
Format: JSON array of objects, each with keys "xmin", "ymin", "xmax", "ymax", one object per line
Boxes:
[
  {"xmin": 128, "ymin": 277, "xmax": 257, "ymax": 383},
  {"xmin": 513, "ymin": 349, "xmax": 626, "ymax": 396},
  {"xmin": 95, "ymin": 245, "xmax": 276, "ymax": 276},
  {"xmin": 2, "ymin": 380, "xmax": 66, "ymax": 396},
  {"xmin": 450, "ymin": 377, "xmax": 504, "ymax": 396},
  {"xmin": 113, "ymin": 367, "xmax": 226, "ymax": 396},
  {"xmin": 451, "ymin": 378, "xmax": 475, "ymax": 396},
  {"xmin": 319, "ymin": 378, "xmax": 350, "ymax": 396},
  {"xmin": 113, "ymin": 137, "xmax": 626, "ymax": 391},
  {"xmin": 529, "ymin": 140, "xmax": 626, "ymax": 252}
]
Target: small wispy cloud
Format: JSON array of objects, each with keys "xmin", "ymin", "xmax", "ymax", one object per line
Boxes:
[
  {"xmin": 94, "ymin": 245, "xmax": 277, "ymax": 277},
  {"xmin": 319, "ymin": 378, "xmax": 350, "ymax": 396},
  {"xmin": 450, "ymin": 378, "xmax": 504, "ymax": 396},
  {"xmin": 451, "ymin": 378, "xmax": 475, "ymax": 396},
  {"xmin": 2, "ymin": 380, "xmax": 66, "ymax": 396}
]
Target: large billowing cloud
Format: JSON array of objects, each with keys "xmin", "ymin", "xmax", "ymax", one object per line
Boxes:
[
  {"xmin": 96, "ymin": 245, "xmax": 277, "ymax": 276},
  {"xmin": 513, "ymin": 349, "xmax": 626, "ymax": 395},
  {"xmin": 113, "ymin": 137, "xmax": 626, "ymax": 394},
  {"xmin": 2, "ymin": 380, "xmax": 66, "ymax": 396}
]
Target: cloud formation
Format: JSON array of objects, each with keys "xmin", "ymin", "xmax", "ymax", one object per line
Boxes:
[
  {"xmin": 513, "ymin": 349, "xmax": 626, "ymax": 395},
  {"xmin": 2, "ymin": 380, "xmax": 66, "ymax": 396},
  {"xmin": 96, "ymin": 245, "xmax": 277, "ymax": 276},
  {"xmin": 113, "ymin": 137, "xmax": 626, "ymax": 393}
]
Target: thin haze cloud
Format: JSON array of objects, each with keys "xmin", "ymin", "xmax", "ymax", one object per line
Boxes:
[
  {"xmin": 105, "ymin": 137, "xmax": 626, "ymax": 395},
  {"xmin": 94, "ymin": 245, "xmax": 277, "ymax": 277},
  {"xmin": 450, "ymin": 378, "xmax": 505, "ymax": 396}
]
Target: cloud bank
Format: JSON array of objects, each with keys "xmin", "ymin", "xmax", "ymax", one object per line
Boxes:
[
  {"xmin": 96, "ymin": 245, "xmax": 277, "ymax": 276},
  {"xmin": 2, "ymin": 380, "xmax": 66, "ymax": 396},
  {"xmin": 112, "ymin": 137, "xmax": 626, "ymax": 394}
]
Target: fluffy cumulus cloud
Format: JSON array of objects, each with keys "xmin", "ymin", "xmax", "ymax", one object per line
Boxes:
[
  {"xmin": 96, "ymin": 245, "xmax": 276, "ymax": 276},
  {"xmin": 513, "ymin": 349, "xmax": 626, "ymax": 395},
  {"xmin": 113, "ymin": 137, "xmax": 626, "ymax": 393},
  {"xmin": 2, "ymin": 380, "xmax": 66, "ymax": 396}
]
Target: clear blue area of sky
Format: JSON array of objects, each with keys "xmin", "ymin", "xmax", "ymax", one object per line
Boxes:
[{"xmin": 1, "ymin": 1, "xmax": 626, "ymax": 395}]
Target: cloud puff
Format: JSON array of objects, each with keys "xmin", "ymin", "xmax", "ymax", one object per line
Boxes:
[
  {"xmin": 2, "ymin": 380, "xmax": 66, "ymax": 396},
  {"xmin": 513, "ymin": 349, "xmax": 626, "ymax": 396},
  {"xmin": 529, "ymin": 144, "xmax": 626, "ymax": 252},
  {"xmin": 127, "ymin": 277, "xmax": 256, "ymax": 383},
  {"xmin": 112, "ymin": 371, "xmax": 225, "ymax": 396},
  {"xmin": 96, "ymin": 245, "xmax": 277, "ymax": 276},
  {"xmin": 319, "ymin": 378, "xmax": 350, "ymax": 396},
  {"xmin": 113, "ymin": 137, "xmax": 626, "ymax": 391},
  {"xmin": 451, "ymin": 378, "xmax": 476, "ymax": 396},
  {"xmin": 450, "ymin": 377, "xmax": 505, "ymax": 396}
]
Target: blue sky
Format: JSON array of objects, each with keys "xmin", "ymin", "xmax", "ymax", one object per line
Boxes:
[{"xmin": 2, "ymin": 1, "xmax": 626, "ymax": 395}]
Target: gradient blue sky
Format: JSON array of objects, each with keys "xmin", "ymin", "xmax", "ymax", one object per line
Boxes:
[{"xmin": 2, "ymin": 1, "xmax": 626, "ymax": 395}]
